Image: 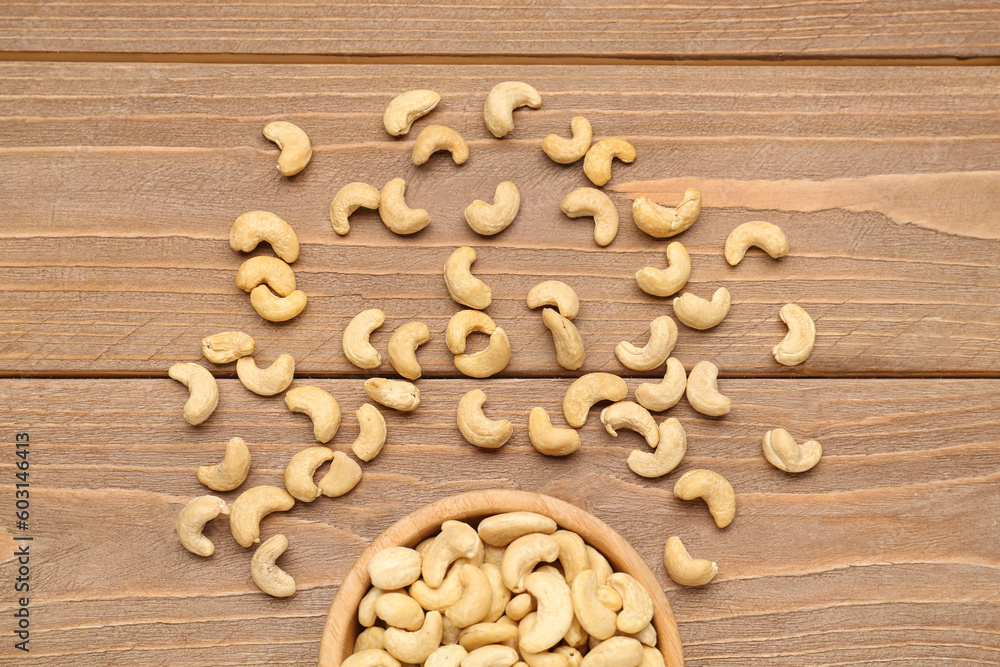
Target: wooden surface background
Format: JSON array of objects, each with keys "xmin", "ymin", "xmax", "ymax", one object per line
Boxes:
[{"xmin": 0, "ymin": 5, "xmax": 999, "ymax": 666}]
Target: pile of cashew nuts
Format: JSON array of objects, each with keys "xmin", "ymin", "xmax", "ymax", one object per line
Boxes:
[{"xmin": 171, "ymin": 81, "xmax": 825, "ymax": 601}]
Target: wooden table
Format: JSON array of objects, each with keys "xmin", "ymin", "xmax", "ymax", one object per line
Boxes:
[{"xmin": 1, "ymin": 4, "xmax": 999, "ymax": 665}]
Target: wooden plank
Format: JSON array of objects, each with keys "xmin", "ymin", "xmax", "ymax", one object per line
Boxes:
[
  {"xmin": 1, "ymin": 63, "xmax": 998, "ymax": 378},
  {"xmin": 0, "ymin": 377, "xmax": 997, "ymax": 665},
  {"xmin": 1, "ymin": 1, "xmax": 999, "ymax": 60}
]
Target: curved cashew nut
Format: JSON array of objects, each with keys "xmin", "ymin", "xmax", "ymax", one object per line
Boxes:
[
  {"xmin": 230, "ymin": 485, "xmax": 295, "ymax": 547},
  {"xmin": 631, "ymin": 188, "xmax": 702, "ymax": 239},
  {"xmin": 235, "ymin": 256, "xmax": 296, "ymax": 297},
  {"xmin": 384, "ymin": 610, "xmax": 444, "ymax": 664},
  {"xmin": 627, "ymin": 418, "xmax": 686, "ymax": 479},
  {"xmin": 344, "ymin": 309, "xmax": 386, "ymax": 370},
  {"xmin": 674, "ymin": 469, "xmax": 736, "ymax": 528},
  {"xmin": 583, "ymin": 138, "xmax": 636, "ymax": 188},
  {"xmin": 388, "ymin": 321, "xmax": 431, "ymax": 380},
  {"xmin": 608, "ymin": 573, "xmax": 653, "ymax": 634},
  {"xmin": 635, "ymin": 358, "xmax": 686, "ymax": 413},
  {"xmin": 478, "ymin": 512, "xmax": 557, "ymax": 548},
  {"xmin": 725, "ymin": 220, "xmax": 789, "ymax": 265},
  {"xmin": 526, "ymin": 281, "xmax": 579, "ymax": 320},
  {"xmin": 463, "ymin": 645, "xmax": 519, "ymax": 667},
  {"xmin": 460, "ymin": 620, "xmax": 517, "ymax": 651},
  {"xmin": 555, "ymin": 646, "xmax": 584, "ymax": 666},
  {"xmin": 446, "ymin": 563, "xmax": 493, "ymax": 628},
  {"xmin": 368, "ymin": 546, "xmax": 423, "ymax": 590},
  {"xmin": 581, "ymin": 637, "xmax": 643, "ymax": 667},
  {"xmin": 360, "ymin": 587, "xmax": 392, "ymax": 627},
  {"xmin": 465, "ymin": 182, "xmax": 521, "ymax": 236},
  {"xmin": 598, "ymin": 585, "xmax": 622, "ymax": 612},
  {"xmin": 229, "ymin": 210, "xmax": 299, "ymax": 263},
  {"xmin": 763, "ymin": 428, "xmax": 822, "ymax": 473},
  {"xmin": 251, "ymin": 534, "xmax": 296, "ymax": 597},
  {"xmin": 673, "ymin": 287, "xmax": 731, "ymax": 330},
  {"xmin": 355, "ymin": 626, "xmax": 386, "ymax": 653},
  {"xmin": 562, "ymin": 373, "xmax": 628, "ymax": 428},
  {"xmin": 175, "ymin": 495, "xmax": 229, "ymax": 557},
  {"xmin": 506, "ymin": 593, "xmax": 536, "ymax": 621},
  {"xmin": 457, "ymin": 389, "xmax": 513, "ymax": 449},
  {"xmin": 615, "ymin": 316, "xmax": 677, "ymax": 371},
  {"xmin": 773, "ymin": 303, "xmax": 815, "ymax": 366},
  {"xmin": 600, "ymin": 402, "xmax": 659, "ymax": 448},
  {"xmin": 541, "ymin": 308, "xmax": 585, "ymax": 371},
  {"xmin": 570, "ymin": 569, "xmax": 617, "ymax": 641},
  {"xmin": 236, "ymin": 353, "xmax": 295, "ymax": 396},
  {"xmin": 639, "ymin": 647, "xmax": 665, "ymax": 667},
  {"xmin": 635, "ymin": 242, "xmax": 691, "ymax": 297},
  {"xmin": 517, "ymin": 613, "xmax": 572, "ymax": 667},
  {"xmin": 550, "ymin": 530, "xmax": 590, "ymax": 585},
  {"xmin": 484, "ymin": 81, "xmax": 541, "ymax": 138},
  {"xmin": 376, "ymin": 592, "xmax": 426, "ymax": 631},
  {"xmin": 317, "ymin": 451, "xmax": 362, "ymax": 498},
  {"xmin": 519, "ymin": 570, "xmax": 573, "ymax": 653},
  {"xmin": 263, "ymin": 121, "xmax": 311, "ymax": 177},
  {"xmin": 586, "ymin": 547, "xmax": 613, "ymax": 587},
  {"xmin": 447, "ymin": 310, "xmax": 497, "ymax": 354},
  {"xmin": 379, "ymin": 178, "xmax": 430, "ymax": 235},
  {"xmin": 197, "ymin": 436, "xmax": 252, "ymax": 491},
  {"xmin": 528, "ymin": 408, "xmax": 581, "ymax": 457},
  {"xmin": 445, "ymin": 246, "xmax": 493, "ymax": 310},
  {"xmin": 413, "ymin": 125, "xmax": 469, "ymax": 165},
  {"xmin": 685, "ymin": 360, "xmax": 731, "ymax": 417},
  {"xmin": 344, "ymin": 649, "xmax": 402, "ymax": 667},
  {"xmin": 285, "ymin": 386, "xmax": 341, "ymax": 443},
  {"xmin": 283, "ymin": 446, "xmax": 334, "ymax": 502},
  {"xmin": 427, "ymin": 645, "xmax": 469, "ymax": 667},
  {"xmin": 454, "ymin": 329, "xmax": 511, "ymax": 378},
  {"xmin": 481, "ymin": 563, "xmax": 511, "ymax": 623},
  {"xmin": 384, "ymin": 89, "xmax": 441, "ymax": 136},
  {"xmin": 500, "ymin": 533, "xmax": 559, "ymax": 593},
  {"xmin": 663, "ymin": 536, "xmax": 717, "ymax": 587},
  {"xmin": 250, "ymin": 284, "xmax": 308, "ymax": 322},
  {"xmin": 168, "ymin": 362, "xmax": 219, "ymax": 425},
  {"xmin": 365, "ymin": 377, "xmax": 420, "ymax": 412},
  {"xmin": 202, "ymin": 330, "xmax": 255, "ymax": 365},
  {"xmin": 423, "ymin": 521, "xmax": 482, "ymax": 587},
  {"xmin": 352, "ymin": 404, "xmax": 388, "ymax": 462},
  {"xmin": 331, "ymin": 182, "xmax": 381, "ymax": 236},
  {"xmin": 410, "ymin": 562, "xmax": 465, "ymax": 610},
  {"xmin": 560, "ymin": 188, "xmax": 619, "ymax": 247},
  {"xmin": 624, "ymin": 624, "xmax": 657, "ymax": 647},
  {"xmin": 542, "ymin": 116, "xmax": 592, "ymax": 164}
]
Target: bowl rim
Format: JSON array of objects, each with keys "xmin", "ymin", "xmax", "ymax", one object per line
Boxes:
[{"xmin": 318, "ymin": 489, "xmax": 684, "ymax": 667}]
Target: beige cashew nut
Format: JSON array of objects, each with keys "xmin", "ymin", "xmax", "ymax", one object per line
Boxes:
[
  {"xmin": 550, "ymin": 530, "xmax": 591, "ymax": 585},
  {"xmin": 343, "ymin": 649, "xmax": 402, "ymax": 667},
  {"xmin": 634, "ymin": 358, "xmax": 687, "ymax": 413},
  {"xmin": 344, "ymin": 309, "xmax": 386, "ymax": 370},
  {"xmin": 562, "ymin": 373, "xmax": 628, "ymax": 428},
  {"xmin": 600, "ymin": 402, "xmax": 659, "ymax": 448},
  {"xmin": 484, "ymin": 81, "xmax": 541, "ymax": 138},
  {"xmin": 384, "ymin": 610, "xmax": 444, "ymax": 664},
  {"xmin": 685, "ymin": 360, "xmax": 731, "ymax": 417},
  {"xmin": 365, "ymin": 377, "xmax": 421, "ymax": 412},
  {"xmin": 773, "ymin": 303, "xmax": 815, "ymax": 366},
  {"xmin": 460, "ymin": 621, "xmax": 517, "ymax": 651},
  {"xmin": 236, "ymin": 353, "xmax": 295, "ymax": 396},
  {"xmin": 355, "ymin": 627, "xmax": 387, "ymax": 653},
  {"xmin": 583, "ymin": 138, "xmax": 636, "ymax": 188},
  {"xmin": 724, "ymin": 220, "xmax": 789, "ymax": 265},
  {"xmin": 413, "ymin": 125, "xmax": 469, "ymax": 165},
  {"xmin": 454, "ymin": 329, "xmax": 511, "ymax": 378},
  {"xmin": 635, "ymin": 242, "xmax": 691, "ymax": 297},
  {"xmin": 615, "ymin": 316, "xmax": 677, "ymax": 371},
  {"xmin": 410, "ymin": 563, "xmax": 465, "ymax": 611},
  {"xmin": 235, "ymin": 256, "xmax": 297, "ymax": 296},
  {"xmin": 673, "ymin": 469, "xmax": 736, "ymax": 528},
  {"xmin": 526, "ymin": 281, "xmax": 579, "ymax": 320},
  {"xmin": 229, "ymin": 485, "xmax": 295, "ymax": 547},
  {"xmin": 263, "ymin": 121, "xmax": 311, "ymax": 177},
  {"xmin": 427, "ymin": 645, "xmax": 469, "ymax": 667},
  {"xmin": 175, "ymin": 495, "xmax": 229, "ymax": 557},
  {"xmin": 368, "ymin": 547, "xmax": 423, "ymax": 590},
  {"xmin": 423, "ymin": 521, "xmax": 482, "ymax": 587},
  {"xmin": 478, "ymin": 512, "xmax": 557, "ymax": 548},
  {"xmin": 519, "ymin": 570, "xmax": 573, "ymax": 653},
  {"xmin": 388, "ymin": 321, "xmax": 431, "ymax": 380},
  {"xmin": 197, "ymin": 436, "xmax": 252, "ymax": 491},
  {"xmin": 379, "ymin": 178, "xmax": 430, "ymax": 235},
  {"xmin": 763, "ymin": 428, "xmax": 822, "ymax": 473},
  {"xmin": 663, "ymin": 536, "xmax": 717, "ymax": 587},
  {"xmin": 317, "ymin": 451, "xmax": 362, "ymax": 498},
  {"xmin": 447, "ymin": 310, "xmax": 497, "ymax": 355},
  {"xmin": 229, "ymin": 210, "xmax": 299, "ymax": 263},
  {"xmin": 586, "ymin": 547, "xmax": 613, "ymax": 587},
  {"xmin": 465, "ymin": 182, "xmax": 521, "ymax": 236},
  {"xmin": 528, "ymin": 408, "xmax": 581, "ymax": 457},
  {"xmin": 580, "ymin": 637, "xmax": 643, "ymax": 667},
  {"xmin": 631, "ymin": 188, "xmax": 702, "ymax": 239},
  {"xmin": 457, "ymin": 389, "xmax": 513, "ymax": 449},
  {"xmin": 463, "ymin": 645, "xmax": 519, "ymax": 667},
  {"xmin": 445, "ymin": 246, "xmax": 493, "ymax": 310},
  {"xmin": 542, "ymin": 116, "xmax": 592, "ymax": 164},
  {"xmin": 251, "ymin": 533, "xmax": 296, "ymax": 597},
  {"xmin": 560, "ymin": 188, "xmax": 619, "ymax": 247},
  {"xmin": 285, "ymin": 385, "xmax": 341, "ymax": 443},
  {"xmin": 506, "ymin": 593, "xmax": 536, "ymax": 621},
  {"xmin": 376, "ymin": 592, "xmax": 426, "ymax": 631},
  {"xmin": 283, "ymin": 446, "xmax": 334, "ymax": 502},
  {"xmin": 541, "ymin": 308, "xmax": 585, "ymax": 371},
  {"xmin": 352, "ymin": 404, "xmax": 388, "ymax": 462},
  {"xmin": 250, "ymin": 284, "xmax": 308, "ymax": 322},
  {"xmin": 608, "ymin": 573, "xmax": 653, "ymax": 634},
  {"xmin": 168, "ymin": 362, "xmax": 219, "ymax": 426},
  {"xmin": 517, "ymin": 613, "xmax": 572, "ymax": 667},
  {"xmin": 481, "ymin": 563, "xmax": 511, "ymax": 623},
  {"xmin": 500, "ymin": 533, "xmax": 560, "ymax": 593},
  {"xmin": 331, "ymin": 182, "xmax": 381, "ymax": 236},
  {"xmin": 673, "ymin": 287, "xmax": 731, "ymax": 330},
  {"xmin": 384, "ymin": 89, "xmax": 441, "ymax": 136},
  {"xmin": 202, "ymin": 330, "xmax": 255, "ymax": 364},
  {"xmin": 360, "ymin": 587, "xmax": 393, "ymax": 627},
  {"xmin": 570, "ymin": 569, "xmax": 617, "ymax": 641},
  {"xmin": 627, "ymin": 418, "xmax": 686, "ymax": 479},
  {"xmin": 446, "ymin": 563, "xmax": 493, "ymax": 628}
]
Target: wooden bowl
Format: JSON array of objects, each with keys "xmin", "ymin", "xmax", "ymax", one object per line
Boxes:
[{"xmin": 318, "ymin": 489, "xmax": 684, "ymax": 667}]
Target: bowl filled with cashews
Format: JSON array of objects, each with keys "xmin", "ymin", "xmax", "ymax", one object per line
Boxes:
[{"xmin": 318, "ymin": 489, "xmax": 684, "ymax": 667}]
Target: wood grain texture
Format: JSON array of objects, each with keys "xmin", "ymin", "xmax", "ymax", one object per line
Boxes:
[
  {"xmin": 0, "ymin": 377, "xmax": 997, "ymax": 665},
  {"xmin": 1, "ymin": 1, "xmax": 999, "ymax": 60},
  {"xmin": 1, "ymin": 63, "xmax": 998, "ymax": 378}
]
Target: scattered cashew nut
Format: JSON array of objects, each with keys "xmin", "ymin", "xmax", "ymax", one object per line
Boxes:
[
  {"xmin": 263, "ymin": 121, "xmax": 311, "ymax": 177},
  {"xmin": 344, "ymin": 309, "xmax": 386, "ymax": 369},
  {"xmin": 423, "ymin": 521, "xmax": 481, "ymax": 587},
  {"xmin": 571, "ymin": 569, "xmax": 617, "ymax": 641},
  {"xmin": 197, "ymin": 436, "xmax": 252, "ymax": 491},
  {"xmin": 526, "ymin": 281, "xmax": 579, "ymax": 320},
  {"xmin": 445, "ymin": 246, "xmax": 493, "ymax": 310},
  {"xmin": 384, "ymin": 89, "xmax": 441, "ymax": 136},
  {"xmin": 379, "ymin": 178, "xmax": 430, "ymax": 235},
  {"xmin": 519, "ymin": 570, "xmax": 573, "ymax": 653},
  {"xmin": 465, "ymin": 182, "xmax": 521, "ymax": 236},
  {"xmin": 413, "ymin": 125, "xmax": 469, "ymax": 165},
  {"xmin": 454, "ymin": 329, "xmax": 511, "ymax": 378},
  {"xmin": 773, "ymin": 303, "xmax": 815, "ymax": 366},
  {"xmin": 250, "ymin": 284, "xmax": 308, "ymax": 322},
  {"xmin": 364, "ymin": 377, "xmax": 420, "ymax": 412},
  {"xmin": 331, "ymin": 182, "xmax": 381, "ymax": 236},
  {"xmin": 631, "ymin": 188, "xmax": 701, "ymax": 239},
  {"xmin": 635, "ymin": 242, "xmax": 690, "ymax": 298},
  {"xmin": 500, "ymin": 533, "xmax": 560, "ymax": 593},
  {"xmin": 560, "ymin": 188, "xmax": 619, "ymax": 247},
  {"xmin": 685, "ymin": 360, "xmax": 731, "ymax": 417},
  {"xmin": 284, "ymin": 446, "xmax": 334, "ymax": 502},
  {"xmin": 388, "ymin": 321, "xmax": 431, "ymax": 380},
  {"xmin": 478, "ymin": 512, "xmax": 557, "ymax": 548},
  {"xmin": 236, "ymin": 353, "xmax": 295, "ymax": 396},
  {"xmin": 251, "ymin": 534, "xmax": 296, "ymax": 597},
  {"xmin": 673, "ymin": 287, "xmax": 731, "ymax": 330},
  {"xmin": 202, "ymin": 330, "xmax": 255, "ymax": 364},
  {"xmin": 600, "ymin": 402, "xmax": 658, "ymax": 448},
  {"xmin": 724, "ymin": 220, "xmax": 789, "ymax": 265},
  {"xmin": 673, "ymin": 469, "xmax": 736, "ymax": 528},
  {"xmin": 528, "ymin": 408, "xmax": 581, "ymax": 457},
  {"xmin": 235, "ymin": 256, "xmax": 297, "ymax": 296},
  {"xmin": 229, "ymin": 210, "xmax": 299, "ymax": 263},
  {"xmin": 285, "ymin": 385, "xmax": 341, "ymax": 443},
  {"xmin": 458, "ymin": 389, "xmax": 514, "ymax": 449},
  {"xmin": 562, "ymin": 373, "xmax": 628, "ymax": 428},
  {"xmin": 663, "ymin": 536, "xmax": 717, "ymax": 587},
  {"xmin": 484, "ymin": 81, "xmax": 541, "ymax": 138},
  {"xmin": 318, "ymin": 451, "xmax": 363, "ymax": 498},
  {"xmin": 763, "ymin": 428, "xmax": 822, "ymax": 473},
  {"xmin": 634, "ymin": 358, "xmax": 687, "ymax": 413},
  {"xmin": 175, "ymin": 495, "xmax": 229, "ymax": 557},
  {"xmin": 384, "ymin": 610, "xmax": 444, "ymax": 664},
  {"xmin": 229, "ymin": 485, "xmax": 295, "ymax": 547},
  {"xmin": 447, "ymin": 310, "xmax": 497, "ymax": 355},
  {"xmin": 169, "ymin": 362, "xmax": 219, "ymax": 425},
  {"xmin": 583, "ymin": 138, "xmax": 636, "ymax": 187},
  {"xmin": 614, "ymin": 316, "xmax": 677, "ymax": 371},
  {"xmin": 542, "ymin": 116, "xmax": 592, "ymax": 164},
  {"xmin": 542, "ymin": 308, "xmax": 585, "ymax": 371},
  {"xmin": 608, "ymin": 573, "xmax": 653, "ymax": 634},
  {"xmin": 352, "ymin": 404, "xmax": 388, "ymax": 462},
  {"xmin": 627, "ymin": 418, "xmax": 686, "ymax": 479}
]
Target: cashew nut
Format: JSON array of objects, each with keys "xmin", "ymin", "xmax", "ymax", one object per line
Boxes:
[
  {"xmin": 555, "ymin": 646, "xmax": 584, "ymax": 667},
  {"xmin": 673, "ymin": 469, "xmax": 736, "ymax": 528},
  {"xmin": 618, "ymin": 624, "xmax": 656, "ymax": 648},
  {"xmin": 517, "ymin": 613, "xmax": 571, "ymax": 667},
  {"xmin": 368, "ymin": 547, "xmax": 423, "ymax": 590},
  {"xmin": 355, "ymin": 626, "xmax": 387, "ymax": 653},
  {"xmin": 446, "ymin": 563, "xmax": 493, "ymax": 628},
  {"xmin": 484, "ymin": 544, "xmax": 506, "ymax": 567},
  {"xmin": 542, "ymin": 116, "xmax": 592, "ymax": 164},
  {"xmin": 250, "ymin": 284, "xmax": 308, "ymax": 322},
  {"xmin": 229, "ymin": 485, "xmax": 295, "ymax": 547},
  {"xmin": 175, "ymin": 495, "xmax": 229, "ymax": 557},
  {"xmin": 427, "ymin": 644, "xmax": 469, "ymax": 667},
  {"xmin": 236, "ymin": 353, "xmax": 295, "ymax": 396},
  {"xmin": 465, "ymin": 182, "xmax": 521, "ymax": 236},
  {"xmin": 528, "ymin": 408, "xmax": 581, "ymax": 457},
  {"xmin": 379, "ymin": 178, "xmax": 430, "ymax": 235},
  {"xmin": 563, "ymin": 618, "xmax": 589, "ymax": 651},
  {"xmin": 376, "ymin": 592, "xmax": 426, "ymax": 631},
  {"xmin": 344, "ymin": 309, "xmax": 386, "ymax": 370},
  {"xmin": 481, "ymin": 563, "xmax": 511, "ymax": 623},
  {"xmin": 424, "ymin": 521, "xmax": 482, "ymax": 587},
  {"xmin": 478, "ymin": 512, "xmax": 557, "ymax": 547},
  {"xmin": 201, "ymin": 330, "xmax": 255, "ymax": 364},
  {"xmin": 586, "ymin": 547, "xmax": 613, "ymax": 587},
  {"xmin": 197, "ymin": 436, "xmax": 252, "ymax": 491},
  {"xmin": 638, "ymin": 647, "xmax": 665, "ymax": 667},
  {"xmin": 614, "ymin": 316, "xmax": 677, "ymax": 372},
  {"xmin": 773, "ymin": 303, "xmax": 816, "ymax": 366},
  {"xmin": 526, "ymin": 281, "xmax": 579, "ymax": 320},
  {"xmin": 410, "ymin": 562, "xmax": 465, "ymax": 610},
  {"xmin": 463, "ymin": 645, "xmax": 519, "ymax": 667},
  {"xmin": 445, "ymin": 246, "xmax": 493, "ymax": 310},
  {"xmin": 251, "ymin": 534, "xmax": 296, "ymax": 597},
  {"xmin": 550, "ymin": 530, "xmax": 590, "ymax": 585},
  {"xmin": 627, "ymin": 418, "xmax": 686, "ymax": 479},
  {"xmin": 608, "ymin": 573, "xmax": 653, "ymax": 634},
  {"xmin": 413, "ymin": 125, "xmax": 469, "ymax": 165},
  {"xmin": 570, "ymin": 569, "xmax": 617, "ymax": 641},
  {"xmin": 484, "ymin": 81, "xmax": 541, "ymax": 138},
  {"xmin": 365, "ymin": 377, "xmax": 421, "ymax": 412},
  {"xmin": 763, "ymin": 428, "xmax": 822, "ymax": 473},
  {"xmin": 562, "ymin": 373, "xmax": 628, "ymax": 428},
  {"xmin": 229, "ymin": 210, "xmax": 299, "ymax": 263},
  {"xmin": 447, "ymin": 310, "xmax": 497, "ymax": 354},
  {"xmin": 384, "ymin": 610, "xmax": 444, "ymax": 664},
  {"xmin": 284, "ymin": 446, "xmax": 334, "ymax": 502},
  {"xmin": 663, "ymin": 536, "xmax": 717, "ymax": 587},
  {"xmin": 352, "ymin": 404, "xmax": 388, "ymax": 462},
  {"xmin": 598, "ymin": 586, "xmax": 622, "ymax": 612},
  {"xmin": 518, "ymin": 570, "xmax": 573, "ymax": 653},
  {"xmin": 673, "ymin": 287, "xmax": 731, "ymax": 330},
  {"xmin": 454, "ymin": 329, "xmax": 511, "ymax": 378},
  {"xmin": 344, "ymin": 649, "xmax": 402, "ymax": 667},
  {"xmin": 388, "ymin": 321, "xmax": 431, "ymax": 380},
  {"xmin": 685, "ymin": 360, "xmax": 731, "ymax": 417},
  {"xmin": 360, "ymin": 587, "xmax": 393, "ymax": 627},
  {"xmin": 168, "ymin": 362, "xmax": 219, "ymax": 425},
  {"xmin": 724, "ymin": 220, "xmax": 789, "ymax": 265},
  {"xmin": 506, "ymin": 593, "xmax": 536, "ymax": 621},
  {"xmin": 443, "ymin": 615, "xmax": 463, "ymax": 645},
  {"xmin": 541, "ymin": 308, "xmax": 585, "ymax": 371},
  {"xmin": 263, "ymin": 121, "xmax": 311, "ymax": 177},
  {"xmin": 634, "ymin": 242, "xmax": 691, "ymax": 298},
  {"xmin": 317, "ymin": 451, "xmax": 362, "ymax": 498},
  {"xmin": 631, "ymin": 188, "xmax": 701, "ymax": 239},
  {"xmin": 500, "ymin": 533, "xmax": 559, "ymax": 593},
  {"xmin": 384, "ymin": 89, "xmax": 442, "ymax": 136},
  {"xmin": 583, "ymin": 138, "xmax": 636, "ymax": 188},
  {"xmin": 331, "ymin": 182, "xmax": 381, "ymax": 236},
  {"xmin": 600, "ymin": 402, "xmax": 658, "ymax": 448},
  {"xmin": 634, "ymin": 358, "xmax": 686, "ymax": 413},
  {"xmin": 460, "ymin": 621, "xmax": 517, "ymax": 651},
  {"xmin": 457, "ymin": 389, "xmax": 513, "ymax": 449},
  {"xmin": 285, "ymin": 385, "xmax": 341, "ymax": 443},
  {"xmin": 560, "ymin": 188, "xmax": 619, "ymax": 247}
]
